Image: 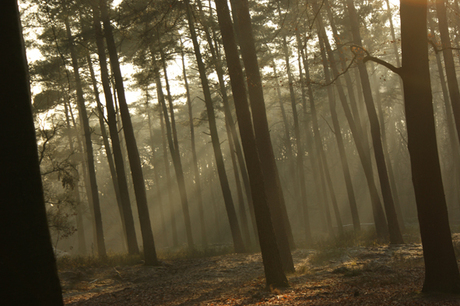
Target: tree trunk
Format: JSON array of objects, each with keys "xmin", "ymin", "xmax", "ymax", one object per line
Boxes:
[
  {"xmin": 313, "ymin": 3, "xmax": 388, "ymax": 238},
  {"xmin": 180, "ymin": 38, "xmax": 208, "ymax": 247},
  {"xmin": 184, "ymin": 0, "xmax": 246, "ymax": 253},
  {"xmin": 229, "ymin": 0, "xmax": 298, "ymax": 256},
  {"xmin": 63, "ymin": 98, "xmax": 87, "ymax": 255},
  {"xmin": 0, "ymin": 2, "xmax": 63, "ymax": 303},
  {"xmin": 65, "ymin": 16, "xmax": 106, "ymax": 258},
  {"xmin": 215, "ymin": 0, "xmax": 289, "ymax": 286},
  {"xmin": 400, "ymin": 0, "xmax": 460, "ymax": 292},
  {"xmin": 144, "ymin": 90, "xmax": 167, "ymax": 247},
  {"xmin": 346, "ymin": 0, "xmax": 403, "ymax": 244},
  {"xmin": 91, "ymin": 7, "xmax": 140, "ymax": 255},
  {"xmin": 154, "ymin": 64, "xmax": 194, "ymax": 248},
  {"xmin": 159, "ymin": 105, "xmax": 179, "ymax": 247},
  {"xmin": 100, "ymin": 0, "xmax": 158, "ymax": 265},
  {"xmin": 435, "ymin": 0, "xmax": 460, "ymax": 146}
]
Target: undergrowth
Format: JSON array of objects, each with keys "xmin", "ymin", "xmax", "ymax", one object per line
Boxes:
[
  {"xmin": 57, "ymin": 252, "xmax": 143, "ymax": 270},
  {"xmin": 57, "ymin": 244, "xmax": 235, "ymax": 271}
]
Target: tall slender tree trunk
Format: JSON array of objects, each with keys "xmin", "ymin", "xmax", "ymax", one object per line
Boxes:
[
  {"xmin": 100, "ymin": 0, "xmax": 158, "ymax": 265},
  {"xmin": 154, "ymin": 64, "xmax": 194, "ymax": 248},
  {"xmin": 62, "ymin": 97, "xmax": 87, "ymax": 255},
  {"xmin": 370, "ymin": 63, "xmax": 406, "ymax": 231},
  {"xmin": 144, "ymin": 91, "xmax": 167, "ymax": 247},
  {"xmin": 313, "ymin": 2, "xmax": 388, "ymax": 238},
  {"xmin": 215, "ymin": 0, "xmax": 290, "ymax": 286},
  {"xmin": 91, "ymin": 7, "xmax": 140, "ymax": 255},
  {"xmin": 280, "ymin": 32, "xmax": 316, "ymax": 238},
  {"xmin": 346, "ymin": 0, "xmax": 403, "ymax": 244},
  {"xmin": 184, "ymin": 0, "xmax": 245, "ymax": 253},
  {"xmin": 180, "ymin": 38, "xmax": 208, "ymax": 246},
  {"xmin": 226, "ymin": 119, "xmax": 252, "ymax": 246},
  {"xmin": 229, "ymin": 0, "xmax": 299, "ymax": 254},
  {"xmin": 86, "ymin": 52, "xmax": 130, "ymax": 253},
  {"xmin": 435, "ymin": 0, "xmax": 460, "ymax": 146},
  {"xmin": 207, "ymin": 6, "xmax": 260, "ymax": 243},
  {"xmin": 65, "ymin": 17, "xmax": 106, "ymax": 258},
  {"xmin": 158, "ymin": 105, "xmax": 179, "ymax": 247}
]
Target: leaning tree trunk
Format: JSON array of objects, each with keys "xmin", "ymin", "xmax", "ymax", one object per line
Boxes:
[
  {"xmin": 144, "ymin": 92, "xmax": 167, "ymax": 246},
  {"xmin": 229, "ymin": 0, "xmax": 298, "ymax": 256},
  {"xmin": 159, "ymin": 105, "xmax": 179, "ymax": 247},
  {"xmin": 184, "ymin": 0, "xmax": 246, "ymax": 253},
  {"xmin": 313, "ymin": 4, "xmax": 389, "ymax": 238},
  {"xmin": 91, "ymin": 7, "xmax": 140, "ymax": 255},
  {"xmin": 62, "ymin": 97, "xmax": 87, "ymax": 255},
  {"xmin": 154, "ymin": 63, "xmax": 194, "ymax": 248},
  {"xmin": 435, "ymin": 0, "xmax": 460, "ymax": 146},
  {"xmin": 0, "ymin": 3, "xmax": 64, "ymax": 303},
  {"xmin": 65, "ymin": 16, "xmax": 106, "ymax": 258},
  {"xmin": 180, "ymin": 39, "xmax": 208, "ymax": 246},
  {"xmin": 215, "ymin": 0, "xmax": 289, "ymax": 287},
  {"xmin": 346, "ymin": 0, "xmax": 403, "ymax": 244},
  {"xmin": 100, "ymin": 0, "xmax": 158, "ymax": 265}
]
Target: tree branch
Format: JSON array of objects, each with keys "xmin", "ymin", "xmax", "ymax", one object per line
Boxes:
[{"xmin": 363, "ymin": 56, "xmax": 402, "ymax": 75}]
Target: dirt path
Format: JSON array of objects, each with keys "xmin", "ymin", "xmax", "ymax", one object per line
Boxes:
[{"xmin": 62, "ymin": 244, "xmax": 460, "ymax": 305}]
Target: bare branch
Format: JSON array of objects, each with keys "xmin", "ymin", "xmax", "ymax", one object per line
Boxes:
[{"xmin": 363, "ymin": 56, "xmax": 402, "ymax": 75}]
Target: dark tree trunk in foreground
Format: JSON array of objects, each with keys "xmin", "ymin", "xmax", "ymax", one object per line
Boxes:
[
  {"xmin": 100, "ymin": 0, "xmax": 158, "ymax": 265},
  {"xmin": 0, "ymin": 2, "xmax": 63, "ymax": 304},
  {"xmin": 215, "ymin": 0, "xmax": 289, "ymax": 287},
  {"xmin": 65, "ymin": 17, "xmax": 107, "ymax": 258},
  {"xmin": 184, "ymin": 0, "xmax": 246, "ymax": 253},
  {"xmin": 399, "ymin": 0, "xmax": 460, "ymax": 293}
]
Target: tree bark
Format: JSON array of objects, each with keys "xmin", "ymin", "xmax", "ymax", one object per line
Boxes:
[
  {"xmin": 229, "ymin": 0, "xmax": 299, "ymax": 254},
  {"xmin": 184, "ymin": 0, "xmax": 246, "ymax": 253},
  {"xmin": 435, "ymin": 0, "xmax": 460, "ymax": 146},
  {"xmin": 215, "ymin": 0, "xmax": 290, "ymax": 286},
  {"xmin": 65, "ymin": 16, "xmax": 106, "ymax": 258},
  {"xmin": 154, "ymin": 63, "xmax": 194, "ymax": 248},
  {"xmin": 0, "ymin": 2, "xmax": 63, "ymax": 303},
  {"xmin": 345, "ymin": 0, "xmax": 403, "ymax": 244},
  {"xmin": 100, "ymin": 0, "xmax": 158, "ymax": 265},
  {"xmin": 180, "ymin": 38, "xmax": 208, "ymax": 246},
  {"xmin": 400, "ymin": 0, "xmax": 460, "ymax": 292},
  {"xmin": 313, "ymin": 2, "xmax": 388, "ymax": 238},
  {"xmin": 91, "ymin": 7, "xmax": 140, "ymax": 255}
]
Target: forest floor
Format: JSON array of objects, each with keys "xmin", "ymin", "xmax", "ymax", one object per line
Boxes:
[{"xmin": 61, "ymin": 236, "xmax": 460, "ymax": 305}]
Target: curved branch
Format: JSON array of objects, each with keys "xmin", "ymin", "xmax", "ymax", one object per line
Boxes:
[{"xmin": 363, "ymin": 56, "xmax": 402, "ymax": 75}]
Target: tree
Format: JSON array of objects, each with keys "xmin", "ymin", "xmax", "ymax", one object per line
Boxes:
[
  {"xmin": 65, "ymin": 14, "xmax": 107, "ymax": 258},
  {"xmin": 215, "ymin": 0, "xmax": 289, "ymax": 287},
  {"xmin": 99, "ymin": 0, "xmax": 159, "ymax": 265},
  {"xmin": 0, "ymin": 1, "xmax": 63, "ymax": 304},
  {"xmin": 345, "ymin": 0, "xmax": 403, "ymax": 244},
  {"xmin": 367, "ymin": 0, "xmax": 460, "ymax": 293},
  {"xmin": 184, "ymin": 0, "xmax": 246, "ymax": 253},
  {"xmin": 400, "ymin": 0, "xmax": 460, "ymax": 292}
]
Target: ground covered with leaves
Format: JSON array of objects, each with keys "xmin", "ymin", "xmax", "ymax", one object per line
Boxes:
[{"xmin": 61, "ymin": 237, "xmax": 460, "ymax": 305}]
